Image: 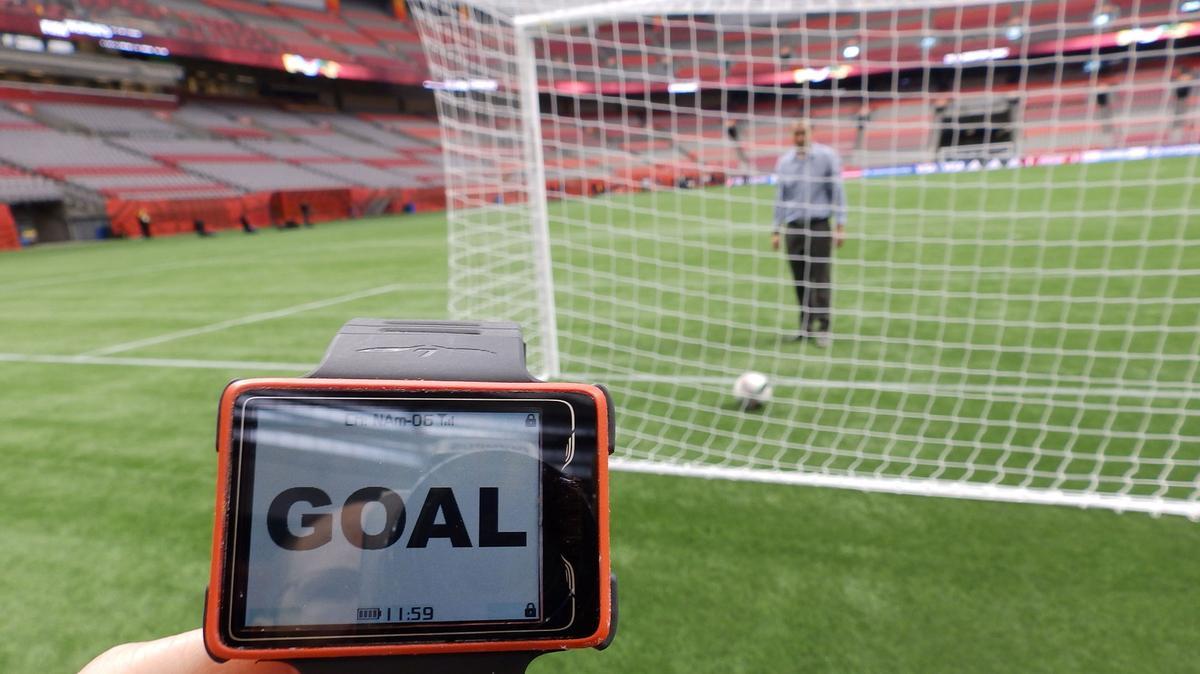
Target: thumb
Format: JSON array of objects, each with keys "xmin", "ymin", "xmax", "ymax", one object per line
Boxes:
[{"xmin": 80, "ymin": 630, "xmax": 297, "ymax": 674}]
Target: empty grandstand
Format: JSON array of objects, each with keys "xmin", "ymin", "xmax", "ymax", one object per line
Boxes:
[
  {"xmin": 0, "ymin": 0, "xmax": 447, "ymax": 246},
  {"xmin": 1, "ymin": 0, "xmax": 1198, "ymax": 247}
]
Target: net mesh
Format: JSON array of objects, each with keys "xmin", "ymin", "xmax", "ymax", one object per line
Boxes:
[{"xmin": 412, "ymin": 0, "xmax": 1200, "ymax": 517}]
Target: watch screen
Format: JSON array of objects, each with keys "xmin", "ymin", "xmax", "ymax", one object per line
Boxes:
[{"xmin": 232, "ymin": 396, "xmax": 545, "ymax": 631}]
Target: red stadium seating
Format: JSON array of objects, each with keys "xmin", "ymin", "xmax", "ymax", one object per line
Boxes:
[
  {"xmin": 0, "ymin": 202, "xmax": 18, "ymax": 250},
  {"xmin": 202, "ymin": 0, "xmax": 278, "ymax": 19},
  {"xmin": 932, "ymin": 4, "xmax": 1012, "ymax": 30},
  {"xmin": 0, "ymin": 0, "xmax": 1194, "ymax": 242},
  {"xmin": 0, "ymin": 0, "xmax": 425, "ymax": 85},
  {"xmin": 1024, "ymin": 0, "xmax": 1100, "ymax": 24},
  {"xmin": 76, "ymin": 0, "xmax": 165, "ymax": 20}
]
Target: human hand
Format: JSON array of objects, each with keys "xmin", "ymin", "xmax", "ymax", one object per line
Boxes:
[
  {"xmin": 771, "ymin": 232, "xmax": 780, "ymax": 251},
  {"xmin": 80, "ymin": 629, "xmax": 296, "ymax": 674},
  {"xmin": 834, "ymin": 224, "xmax": 846, "ymax": 249}
]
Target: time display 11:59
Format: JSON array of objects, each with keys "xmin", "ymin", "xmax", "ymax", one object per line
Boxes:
[{"xmin": 399, "ymin": 606, "xmax": 434, "ymax": 621}]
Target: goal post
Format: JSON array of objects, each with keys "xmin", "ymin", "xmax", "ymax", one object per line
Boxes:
[
  {"xmin": 412, "ymin": 0, "xmax": 1200, "ymax": 518},
  {"xmin": 412, "ymin": 4, "xmax": 559, "ymax": 377}
]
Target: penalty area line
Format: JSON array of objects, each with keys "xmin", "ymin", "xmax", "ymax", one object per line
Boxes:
[
  {"xmin": 0, "ymin": 352, "xmax": 313, "ymax": 371},
  {"xmin": 82, "ymin": 283, "xmax": 424, "ymax": 357},
  {"xmin": 0, "ymin": 352, "xmax": 314, "ymax": 371}
]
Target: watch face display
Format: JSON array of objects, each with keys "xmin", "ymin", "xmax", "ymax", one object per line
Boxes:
[
  {"xmin": 211, "ymin": 384, "xmax": 607, "ymax": 653},
  {"xmin": 241, "ymin": 399, "xmax": 543, "ymax": 628}
]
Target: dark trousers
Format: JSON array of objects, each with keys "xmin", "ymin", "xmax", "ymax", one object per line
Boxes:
[{"xmin": 784, "ymin": 218, "xmax": 832, "ymax": 334}]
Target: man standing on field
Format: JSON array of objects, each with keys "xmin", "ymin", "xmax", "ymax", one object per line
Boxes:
[{"xmin": 772, "ymin": 118, "xmax": 846, "ymax": 348}]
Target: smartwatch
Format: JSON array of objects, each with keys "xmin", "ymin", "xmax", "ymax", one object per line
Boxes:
[{"xmin": 203, "ymin": 319, "xmax": 614, "ymax": 671}]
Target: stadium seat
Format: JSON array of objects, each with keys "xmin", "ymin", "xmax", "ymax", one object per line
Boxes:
[
  {"xmin": 34, "ymin": 103, "xmax": 181, "ymax": 136},
  {"xmin": 0, "ymin": 166, "xmax": 64, "ymax": 203}
]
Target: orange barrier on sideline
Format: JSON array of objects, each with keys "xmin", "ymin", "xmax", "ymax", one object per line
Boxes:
[
  {"xmin": 108, "ymin": 194, "xmax": 255, "ymax": 237},
  {"xmin": 242, "ymin": 192, "xmax": 271, "ymax": 226},
  {"xmin": 396, "ymin": 187, "xmax": 447, "ymax": 213},
  {"xmin": 271, "ymin": 189, "xmax": 352, "ymax": 225},
  {"xmin": 107, "ymin": 189, "xmax": 364, "ymax": 237},
  {"xmin": 347, "ymin": 186, "xmax": 448, "ymax": 216},
  {"xmin": 0, "ymin": 203, "xmax": 18, "ymax": 250},
  {"xmin": 349, "ymin": 187, "xmax": 398, "ymax": 217},
  {"xmin": 101, "ymin": 185, "xmax": 456, "ymax": 242},
  {"xmin": 547, "ymin": 178, "xmax": 608, "ymax": 197},
  {"xmin": 97, "ymin": 170, "xmax": 734, "ymax": 244}
]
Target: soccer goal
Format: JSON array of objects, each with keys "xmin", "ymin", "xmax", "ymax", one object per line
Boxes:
[{"xmin": 411, "ymin": 0, "xmax": 1200, "ymax": 518}]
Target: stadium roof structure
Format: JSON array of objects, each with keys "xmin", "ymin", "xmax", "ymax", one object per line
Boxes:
[
  {"xmin": 472, "ymin": 0, "xmax": 1001, "ymax": 26},
  {"xmin": 0, "ymin": 0, "xmax": 429, "ymax": 85}
]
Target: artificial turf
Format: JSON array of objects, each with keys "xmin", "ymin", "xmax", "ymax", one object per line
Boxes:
[{"xmin": 1, "ymin": 160, "xmax": 1197, "ymax": 672}]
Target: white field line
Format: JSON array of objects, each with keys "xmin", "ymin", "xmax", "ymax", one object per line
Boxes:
[
  {"xmin": 610, "ymin": 458, "xmax": 1200, "ymax": 520},
  {"xmin": 82, "ymin": 283, "xmax": 433, "ymax": 357},
  {"xmin": 1, "ymin": 352, "xmax": 1192, "ymax": 401},
  {"xmin": 0, "ymin": 353, "xmax": 312, "ymax": 371},
  {"xmin": 2, "ymin": 351, "xmax": 1195, "ymax": 518},
  {"xmin": 7, "ymin": 258, "xmax": 227, "ymax": 291},
  {"xmin": 5, "ymin": 237, "xmax": 442, "ymax": 292},
  {"xmin": 572, "ymin": 373, "xmax": 1199, "ymax": 399}
]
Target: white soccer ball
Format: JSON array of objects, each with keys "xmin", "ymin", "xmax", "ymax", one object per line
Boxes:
[{"xmin": 732, "ymin": 371, "xmax": 773, "ymax": 410}]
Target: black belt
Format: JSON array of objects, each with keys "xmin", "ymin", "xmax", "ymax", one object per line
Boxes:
[{"xmin": 786, "ymin": 217, "xmax": 830, "ymax": 227}]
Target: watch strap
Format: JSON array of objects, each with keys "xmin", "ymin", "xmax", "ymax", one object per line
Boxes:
[{"xmin": 307, "ymin": 319, "xmax": 536, "ymax": 382}]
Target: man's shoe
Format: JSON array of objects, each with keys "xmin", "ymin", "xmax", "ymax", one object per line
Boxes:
[
  {"xmin": 787, "ymin": 330, "xmax": 808, "ymax": 342},
  {"xmin": 812, "ymin": 333, "xmax": 831, "ymax": 349}
]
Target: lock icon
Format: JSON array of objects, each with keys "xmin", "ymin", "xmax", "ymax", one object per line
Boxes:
[
  {"xmin": 525, "ymin": 414, "xmax": 537, "ymax": 427},
  {"xmin": 524, "ymin": 603, "xmax": 536, "ymax": 618}
]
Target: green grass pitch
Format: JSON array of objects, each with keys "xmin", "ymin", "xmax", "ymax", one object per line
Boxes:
[{"xmin": 1, "ymin": 159, "xmax": 1198, "ymax": 673}]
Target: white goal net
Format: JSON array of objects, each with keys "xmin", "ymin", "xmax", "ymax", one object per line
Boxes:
[{"xmin": 412, "ymin": 0, "xmax": 1200, "ymax": 518}]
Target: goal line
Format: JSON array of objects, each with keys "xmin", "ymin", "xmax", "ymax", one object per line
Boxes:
[
  {"xmin": 611, "ymin": 458, "xmax": 1200, "ymax": 520},
  {"xmin": 571, "ymin": 374, "xmax": 1199, "ymax": 400}
]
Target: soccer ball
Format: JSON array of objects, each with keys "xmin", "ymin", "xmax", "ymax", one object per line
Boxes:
[{"xmin": 732, "ymin": 371, "xmax": 773, "ymax": 410}]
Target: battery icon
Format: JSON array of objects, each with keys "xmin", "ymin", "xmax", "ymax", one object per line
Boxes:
[{"xmin": 356, "ymin": 607, "xmax": 382, "ymax": 621}]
